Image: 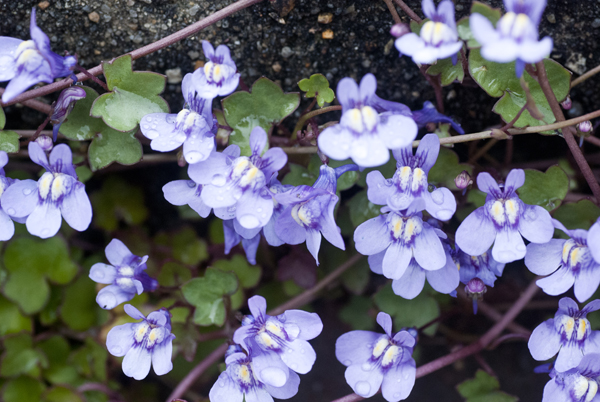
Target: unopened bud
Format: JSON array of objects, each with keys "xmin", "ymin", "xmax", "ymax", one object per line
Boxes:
[
  {"xmin": 454, "ymin": 170, "xmax": 473, "ymax": 190},
  {"xmin": 390, "ymin": 23, "xmax": 410, "ymax": 38},
  {"xmin": 577, "ymin": 120, "xmax": 593, "ymax": 135},
  {"xmin": 35, "ymin": 135, "xmax": 53, "ymax": 151},
  {"xmin": 177, "ymin": 150, "xmax": 186, "ymax": 167},
  {"xmin": 50, "ymin": 86, "xmax": 86, "ymax": 141},
  {"xmin": 465, "ymin": 278, "xmax": 487, "ymax": 314},
  {"xmin": 560, "ymin": 96, "xmax": 572, "ymax": 110}
]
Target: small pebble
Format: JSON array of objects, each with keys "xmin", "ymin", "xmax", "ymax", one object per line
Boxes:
[
  {"xmin": 38, "ymin": 1, "xmax": 50, "ymax": 10},
  {"xmin": 322, "ymin": 29, "xmax": 334, "ymax": 39},
  {"xmin": 318, "ymin": 13, "xmax": 333, "ymax": 24},
  {"xmin": 272, "ymin": 62, "xmax": 282, "ymax": 73},
  {"xmin": 593, "ymin": 18, "xmax": 600, "ymax": 28},
  {"xmin": 547, "ymin": 13, "xmax": 556, "ymax": 23},
  {"xmin": 88, "ymin": 12, "xmax": 100, "ymax": 23},
  {"xmin": 281, "ymin": 47, "xmax": 294, "ymax": 58},
  {"xmin": 166, "ymin": 68, "xmax": 182, "ymax": 84}
]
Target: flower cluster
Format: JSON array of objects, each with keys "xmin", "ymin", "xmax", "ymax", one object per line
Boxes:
[
  {"xmin": 209, "ymin": 295, "xmax": 322, "ymax": 401},
  {"xmin": 541, "ymin": 353, "xmax": 600, "ymax": 402},
  {"xmin": 336, "ymin": 312, "xmax": 417, "ymax": 401},
  {"xmin": 0, "ymin": 8, "xmax": 77, "ymax": 103}
]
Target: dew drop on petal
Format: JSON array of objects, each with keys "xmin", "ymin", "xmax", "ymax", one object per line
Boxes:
[
  {"xmin": 239, "ymin": 214, "xmax": 260, "ymax": 229},
  {"xmin": 431, "ymin": 190, "xmax": 444, "ymax": 204},
  {"xmin": 257, "ymin": 207, "xmax": 262, "ymax": 212},
  {"xmin": 355, "ymin": 381, "xmax": 371, "ymax": 396},
  {"xmin": 211, "ymin": 174, "xmax": 226, "ymax": 186},
  {"xmin": 41, "ymin": 228, "xmax": 50, "ymax": 236},
  {"xmin": 112, "ymin": 346, "xmax": 122, "ymax": 354},
  {"xmin": 185, "ymin": 151, "xmax": 203, "ymax": 163},
  {"xmin": 219, "ymin": 381, "xmax": 225, "ymax": 387},
  {"xmin": 300, "ymin": 348, "xmax": 305, "ymax": 354},
  {"xmin": 361, "ymin": 362, "xmax": 372, "ymax": 371},
  {"xmin": 7, "ymin": 208, "xmax": 15, "ymax": 215},
  {"xmin": 393, "ymin": 393, "xmax": 401, "ymax": 399},
  {"xmin": 22, "ymin": 188, "xmax": 32, "ymax": 195},
  {"xmin": 146, "ymin": 117, "xmax": 153, "ymax": 123},
  {"xmin": 145, "ymin": 130, "xmax": 160, "ymax": 139},
  {"xmin": 151, "ymin": 124, "xmax": 157, "ymax": 129},
  {"xmin": 290, "ymin": 363, "xmax": 298, "ymax": 370}
]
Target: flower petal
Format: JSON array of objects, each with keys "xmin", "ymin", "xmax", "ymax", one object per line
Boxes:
[
  {"xmin": 317, "ymin": 125, "xmax": 353, "ymax": 161},
  {"xmin": 395, "ymin": 33, "xmax": 425, "ymax": 57},
  {"xmin": 1, "ymin": 179, "xmax": 39, "ymax": 218},
  {"xmin": 89, "ymin": 263, "xmax": 117, "ymax": 284},
  {"xmin": 426, "ymin": 253, "xmax": 460, "ymax": 294},
  {"xmin": 60, "ymin": 184, "xmax": 92, "ymax": 232},
  {"xmin": 335, "ymin": 330, "xmax": 382, "ymax": 366},
  {"xmin": 122, "ymin": 345, "xmax": 152, "ymax": 380},
  {"xmin": 26, "ymin": 202, "xmax": 62, "ymax": 238},
  {"xmin": 376, "ymin": 312, "xmax": 393, "ymax": 337},
  {"xmin": 183, "ymin": 134, "xmax": 215, "ymax": 164},
  {"xmin": 354, "ymin": 215, "xmax": 390, "ymax": 255},
  {"xmin": 536, "ymin": 266, "xmax": 575, "ymax": 296},
  {"xmin": 96, "ymin": 285, "xmax": 135, "ymax": 310},
  {"xmin": 574, "ymin": 264, "xmax": 600, "ymax": 303},
  {"xmin": 106, "ymin": 323, "xmax": 135, "ymax": 357},
  {"xmin": 105, "ymin": 239, "xmax": 134, "ymax": 267},
  {"xmin": 281, "ymin": 339, "xmax": 317, "ymax": 374},
  {"xmin": 305, "ymin": 229, "xmax": 323, "ymax": 265},
  {"xmin": 383, "ymin": 242, "xmax": 412, "ymax": 280},
  {"xmin": 248, "ymin": 295, "xmax": 267, "ymax": 319},
  {"xmin": 0, "ymin": 209, "xmax": 15, "ymax": 241},
  {"xmin": 152, "ymin": 337, "xmax": 174, "ymax": 376},
  {"xmin": 525, "ymin": 239, "xmax": 564, "ymax": 275},
  {"xmin": 235, "ymin": 192, "xmax": 273, "ymax": 230},
  {"xmin": 381, "ymin": 360, "xmax": 416, "ymax": 402},
  {"xmin": 282, "ymin": 310, "xmax": 323, "ymax": 340},
  {"xmin": 413, "ymin": 226, "xmax": 446, "ymax": 270},
  {"xmin": 455, "ymin": 207, "xmax": 496, "ymax": 256},
  {"xmin": 345, "ymin": 363, "xmax": 384, "ymax": 398},
  {"xmin": 528, "ymin": 319, "xmax": 561, "ymax": 361},
  {"xmin": 336, "ymin": 77, "xmax": 359, "ymax": 110},
  {"xmin": 265, "ymin": 369, "xmax": 300, "ymax": 399},
  {"xmin": 518, "ymin": 205, "xmax": 553, "ymax": 244},
  {"xmin": 492, "ymin": 228, "xmax": 526, "ymax": 263},
  {"xmin": 555, "ymin": 342, "xmax": 583, "ymax": 372},
  {"xmin": 209, "ymin": 372, "xmax": 243, "ymax": 402},
  {"xmin": 392, "ymin": 261, "xmax": 427, "ymax": 299}
]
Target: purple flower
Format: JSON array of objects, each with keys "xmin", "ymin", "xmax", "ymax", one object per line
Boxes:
[
  {"xmin": 2, "ymin": 142, "xmax": 92, "ymax": 239},
  {"xmin": 354, "ymin": 201, "xmax": 447, "ymax": 280},
  {"xmin": 528, "ymin": 297, "xmax": 600, "ymax": 372},
  {"xmin": 411, "ymin": 101, "xmax": 464, "ymax": 135},
  {"xmin": 395, "ymin": 0, "xmax": 462, "ymax": 65},
  {"xmin": 274, "ymin": 164, "xmax": 356, "ymax": 265},
  {"xmin": 0, "ymin": 9, "xmax": 77, "ymax": 103},
  {"xmin": 526, "ymin": 219, "xmax": 600, "ymax": 303},
  {"xmin": 50, "ymin": 86, "xmax": 86, "ymax": 142},
  {"xmin": 455, "ymin": 169, "xmax": 553, "ymax": 263},
  {"xmin": 366, "ymin": 134, "xmax": 456, "ymax": 220},
  {"xmin": 318, "ymin": 74, "xmax": 418, "ymax": 168},
  {"xmin": 209, "ymin": 350, "xmax": 300, "ymax": 402},
  {"xmin": 233, "ymin": 295, "xmax": 323, "ymax": 375},
  {"xmin": 162, "ymin": 179, "xmax": 212, "ymax": 218},
  {"xmin": 141, "ymin": 73, "xmax": 217, "ymax": 164},
  {"xmin": 89, "ymin": 239, "xmax": 158, "ymax": 310},
  {"xmin": 335, "ymin": 312, "xmax": 416, "ymax": 401},
  {"xmin": 542, "ymin": 354, "xmax": 600, "ymax": 402},
  {"xmin": 106, "ymin": 304, "xmax": 175, "ymax": 380},
  {"xmin": 223, "ymin": 219, "xmax": 261, "ymax": 265},
  {"xmin": 192, "ymin": 41, "xmax": 240, "ymax": 99},
  {"xmin": 456, "ymin": 247, "xmax": 505, "ymax": 288},
  {"xmin": 470, "ymin": 0, "xmax": 553, "ymax": 77},
  {"xmin": 588, "ymin": 218, "xmax": 600, "ymax": 264},
  {"xmin": 189, "ymin": 127, "xmax": 287, "ymax": 230},
  {"xmin": 0, "ymin": 151, "xmax": 19, "ymax": 241}
]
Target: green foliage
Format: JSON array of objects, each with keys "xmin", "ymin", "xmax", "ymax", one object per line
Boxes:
[
  {"xmin": 3, "ymin": 236, "xmax": 77, "ymax": 314},
  {"xmin": 155, "ymin": 226, "xmax": 209, "ymax": 267},
  {"xmin": 517, "ymin": 166, "xmax": 569, "ymax": 211},
  {"xmin": 2, "ymin": 376, "xmax": 45, "ymax": 402},
  {"xmin": 0, "ymin": 107, "xmax": 20, "ymax": 153},
  {"xmin": 457, "ymin": 2, "xmax": 501, "ymax": 48},
  {"xmin": 427, "ymin": 52, "xmax": 465, "ymax": 86},
  {"xmin": 91, "ymin": 55, "xmax": 168, "ymax": 132},
  {"xmin": 182, "ymin": 268, "xmax": 238, "ymax": 326},
  {"xmin": 213, "ymin": 254, "xmax": 261, "ymax": 289},
  {"xmin": 341, "ymin": 258, "xmax": 370, "ymax": 295},
  {"xmin": 70, "ymin": 337, "xmax": 108, "ymax": 382},
  {"xmin": 553, "ymin": 200, "xmax": 600, "ymax": 230},
  {"xmin": 60, "ymin": 274, "xmax": 106, "ymax": 331},
  {"xmin": 469, "ymin": 50, "xmax": 571, "ymax": 128},
  {"xmin": 1, "ymin": 333, "xmax": 47, "ymax": 377},
  {"xmin": 428, "ymin": 147, "xmax": 473, "ymax": 190},
  {"xmin": 298, "ymin": 74, "xmax": 335, "ymax": 107},
  {"xmin": 457, "ymin": 370, "xmax": 518, "ymax": 402},
  {"xmin": 0, "ymin": 295, "xmax": 32, "ymax": 336},
  {"xmin": 374, "ymin": 283, "xmax": 440, "ymax": 336},
  {"xmin": 90, "ymin": 176, "xmax": 148, "ymax": 231},
  {"xmin": 158, "ymin": 262, "xmax": 192, "ymax": 287},
  {"xmin": 59, "ymin": 86, "xmax": 143, "ymax": 169},
  {"xmin": 347, "ymin": 190, "xmax": 381, "ymax": 227},
  {"xmin": 222, "ymin": 77, "xmax": 300, "ymax": 156},
  {"xmin": 45, "ymin": 386, "xmax": 83, "ymax": 402},
  {"xmin": 339, "ymin": 296, "xmax": 375, "ymax": 330},
  {"xmin": 38, "ymin": 336, "xmax": 78, "ymax": 385}
]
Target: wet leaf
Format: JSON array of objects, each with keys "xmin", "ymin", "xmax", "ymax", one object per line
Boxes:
[
  {"xmin": 469, "ymin": 50, "xmax": 571, "ymax": 128},
  {"xmin": 59, "ymin": 87, "xmax": 106, "ymax": 140},
  {"xmin": 87, "ymin": 128, "xmax": 142, "ymax": 171},
  {"xmin": 347, "ymin": 190, "xmax": 381, "ymax": 227},
  {"xmin": 222, "ymin": 77, "xmax": 300, "ymax": 156},
  {"xmin": 457, "ymin": 370, "xmax": 518, "ymax": 402},
  {"xmin": 182, "ymin": 268, "xmax": 238, "ymax": 326},
  {"xmin": 3, "ymin": 236, "xmax": 78, "ymax": 314},
  {"xmin": 282, "ymin": 163, "xmax": 316, "ymax": 187},
  {"xmin": 427, "ymin": 53, "xmax": 465, "ymax": 86},
  {"xmin": 517, "ymin": 166, "xmax": 569, "ymax": 211},
  {"xmin": 0, "ymin": 130, "xmax": 20, "ymax": 153},
  {"xmin": 91, "ymin": 55, "xmax": 168, "ymax": 132},
  {"xmin": 298, "ymin": 74, "xmax": 335, "ymax": 107},
  {"xmin": 553, "ymin": 200, "xmax": 600, "ymax": 231}
]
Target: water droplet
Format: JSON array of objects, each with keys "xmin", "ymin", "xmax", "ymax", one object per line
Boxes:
[
  {"xmin": 361, "ymin": 362, "xmax": 372, "ymax": 371},
  {"xmin": 217, "ymin": 196, "xmax": 224, "ymax": 201},
  {"xmin": 185, "ymin": 151, "xmax": 203, "ymax": 164},
  {"xmin": 257, "ymin": 207, "xmax": 262, "ymax": 212},
  {"xmin": 169, "ymin": 140, "xmax": 179, "ymax": 146},
  {"xmin": 7, "ymin": 208, "xmax": 15, "ymax": 215},
  {"xmin": 146, "ymin": 117, "xmax": 153, "ymax": 122},
  {"xmin": 290, "ymin": 363, "xmax": 298, "ymax": 370},
  {"xmin": 113, "ymin": 346, "xmax": 121, "ymax": 354},
  {"xmin": 145, "ymin": 130, "xmax": 160, "ymax": 139},
  {"xmin": 22, "ymin": 188, "xmax": 32, "ymax": 195},
  {"xmin": 239, "ymin": 214, "xmax": 260, "ymax": 229},
  {"xmin": 151, "ymin": 124, "xmax": 157, "ymax": 129},
  {"xmin": 261, "ymin": 213, "xmax": 267, "ymax": 218},
  {"xmin": 366, "ymin": 344, "xmax": 372, "ymax": 348},
  {"xmin": 41, "ymin": 228, "xmax": 50, "ymax": 237},
  {"xmin": 142, "ymin": 124, "xmax": 150, "ymax": 130},
  {"xmin": 393, "ymin": 393, "xmax": 401, "ymax": 399},
  {"xmin": 300, "ymin": 348, "xmax": 305, "ymax": 354},
  {"xmin": 219, "ymin": 380, "xmax": 225, "ymax": 387},
  {"xmin": 211, "ymin": 174, "xmax": 226, "ymax": 186},
  {"xmin": 355, "ymin": 381, "xmax": 371, "ymax": 396}
]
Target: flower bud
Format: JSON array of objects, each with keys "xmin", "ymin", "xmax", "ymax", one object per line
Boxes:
[
  {"xmin": 577, "ymin": 120, "xmax": 593, "ymax": 135},
  {"xmin": 35, "ymin": 135, "xmax": 53, "ymax": 152},
  {"xmin": 50, "ymin": 86, "xmax": 86, "ymax": 141},
  {"xmin": 465, "ymin": 278, "xmax": 486, "ymax": 314},
  {"xmin": 390, "ymin": 23, "xmax": 410, "ymax": 38},
  {"xmin": 454, "ymin": 170, "xmax": 473, "ymax": 190},
  {"xmin": 560, "ymin": 96, "xmax": 572, "ymax": 110}
]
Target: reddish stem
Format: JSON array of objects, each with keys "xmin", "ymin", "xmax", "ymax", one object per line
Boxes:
[{"xmin": 392, "ymin": 0, "xmax": 423, "ymax": 22}]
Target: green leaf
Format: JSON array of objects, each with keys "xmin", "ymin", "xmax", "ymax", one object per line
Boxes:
[
  {"xmin": 427, "ymin": 53, "xmax": 465, "ymax": 86},
  {"xmin": 182, "ymin": 268, "xmax": 238, "ymax": 326},
  {"xmin": 75, "ymin": 166, "xmax": 93, "ymax": 183},
  {"xmin": 91, "ymin": 55, "xmax": 168, "ymax": 132},
  {"xmin": 61, "ymin": 274, "xmax": 105, "ymax": 331},
  {"xmin": 3, "ymin": 236, "xmax": 78, "ymax": 314},
  {"xmin": 158, "ymin": 262, "xmax": 192, "ymax": 287},
  {"xmin": 339, "ymin": 296, "xmax": 375, "ymax": 330},
  {"xmin": 0, "ymin": 130, "xmax": 21, "ymax": 153},
  {"xmin": 213, "ymin": 255, "xmax": 261, "ymax": 289},
  {"xmin": 90, "ymin": 176, "xmax": 148, "ymax": 231},
  {"xmin": 59, "ymin": 87, "xmax": 106, "ymax": 140},
  {"xmin": 517, "ymin": 166, "xmax": 569, "ymax": 211},
  {"xmin": 347, "ymin": 190, "xmax": 381, "ymax": 227},
  {"xmin": 410, "ymin": 19, "xmax": 428, "ymax": 35},
  {"xmin": 2, "ymin": 376, "xmax": 45, "ymax": 402},
  {"xmin": 457, "ymin": 370, "xmax": 518, "ymax": 402},
  {"xmin": 457, "ymin": 3, "xmax": 501, "ymax": 48},
  {"xmin": 469, "ymin": 50, "xmax": 571, "ymax": 128},
  {"xmin": 0, "ymin": 295, "xmax": 32, "ymax": 336},
  {"xmin": 38, "ymin": 336, "xmax": 78, "ymax": 385},
  {"xmin": 297, "ymin": 74, "xmax": 335, "ymax": 107},
  {"xmin": 222, "ymin": 77, "xmax": 300, "ymax": 156},
  {"xmin": 553, "ymin": 200, "xmax": 600, "ymax": 231},
  {"xmin": 45, "ymin": 386, "xmax": 83, "ymax": 402},
  {"xmin": 282, "ymin": 163, "xmax": 316, "ymax": 187},
  {"xmin": 1, "ymin": 333, "xmax": 46, "ymax": 377},
  {"xmin": 428, "ymin": 147, "xmax": 473, "ymax": 190},
  {"xmin": 69, "ymin": 338, "xmax": 107, "ymax": 382},
  {"xmin": 0, "ymin": 107, "xmax": 5, "ymax": 129},
  {"xmin": 374, "ymin": 283, "xmax": 440, "ymax": 336},
  {"xmin": 341, "ymin": 258, "xmax": 370, "ymax": 295},
  {"xmin": 171, "ymin": 227, "xmax": 209, "ymax": 266},
  {"xmin": 87, "ymin": 127, "xmax": 142, "ymax": 171}
]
